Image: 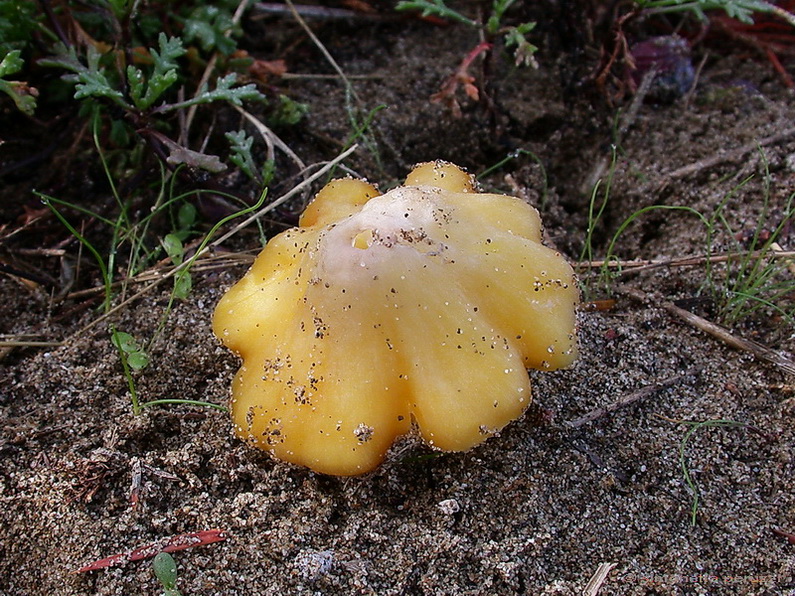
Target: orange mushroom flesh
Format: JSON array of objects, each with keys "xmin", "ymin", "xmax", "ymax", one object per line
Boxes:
[{"xmin": 213, "ymin": 161, "xmax": 578, "ymax": 476}]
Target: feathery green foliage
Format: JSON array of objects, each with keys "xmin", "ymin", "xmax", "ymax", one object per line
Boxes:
[
  {"xmin": 635, "ymin": 0, "xmax": 782, "ymax": 24},
  {"xmin": 395, "ymin": 0, "xmax": 538, "ymax": 66}
]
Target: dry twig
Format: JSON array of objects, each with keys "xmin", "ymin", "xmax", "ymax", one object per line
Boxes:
[
  {"xmin": 181, "ymin": 0, "xmax": 250, "ymax": 144},
  {"xmin": 661, "ymin": 126, "xmax": 795, "ymax": 183},
  {"xmin": 233, "ymin": 105, "xmax": 306, "ymax": 171},
  {"xmin": 0, "ymin": 339, "xmax": 63, "ymax": 348},
  {"xmin": 621, "ymin": 287, "xmax": 795, "ymax": 377},
  {"xmin": 578, "ymin": 249, "xmax": 795, "ymax": 276},
  {"xmin": 285, "ymin": 0, "xmax": 359, "ymax": 101},
  {"xmin": 565, "ymin": 369, "xmax": 698, "ymax": 429},
  {"xmin": 582, "ymin": 562, "xmax": 618, "ymax": 595},
  {"xmin": 254, "ymin": 2, "xmax": 396, "ymax": 22}
]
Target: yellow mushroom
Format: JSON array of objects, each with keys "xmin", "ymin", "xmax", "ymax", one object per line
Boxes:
[{"xmin": 213, "ymin": 161, "xmax": 578, "ymax": 475}]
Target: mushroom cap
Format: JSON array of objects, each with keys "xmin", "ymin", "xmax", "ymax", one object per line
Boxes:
[{"xmin": 213, "ymin": 161, "xmax": 578, "ymax": 475}]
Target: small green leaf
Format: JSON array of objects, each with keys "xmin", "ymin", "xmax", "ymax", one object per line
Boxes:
[
  {"xmin": 173, "ymin": 270, "xmax": 192, "ymax": 300},
  {"xmin": 0, "ymin": 78, "xmax": 36, "ymax": 114},
  {"xmin": 112, "ymin": 331, "xmax": 137, "ymax": 352},
  {"xmin": 127, "ymin": 351, "xmax": 150, "ymax": 370},
  {"xmin": 200, "ymin": 73, "xmax": 261, "ymax": 107},
  {"xmin": 156, "ymin": 73, "xmax": 264, "ymax": 113},
  {"xmin": 141, "ymin": 67, "xmax": 178, "ymax": 109},
  {"xmin": 183, "ymin": 4, "xmax": 239, "ymax": 55},
  {"xmin": 126, "ymin": 64, "xmax": 146, "ymax": 106},
  {"xmin": 152, "ymin": 34, "xmax": 186, "ymax": 76},
  {"xmin": 0, "ymin": 49, "xmax": 24, "ymax": 77},
  {"xmin": 226, "ymin": 129, "xmax": 257, "ymax": 180},
  {"xmin": 486, "ymin": 14, "xmax": 500, "ymax": 34},
  {"xmin": 0, "ymin": 51, "xmax": 37, "ymax": 114},
  {"xmin": 40, "ymin": 44, "xmax": 130, "ymax": 109},
  {"xmin": 111, "ymin": 330, "xmax": 149, "ymax": 371},
  {"xmin": 135, "ymin": 34, "xmax": 185, "ymax": 109},
  {"xmin": 161, "ymin": 233, "xmax": 184, "ymax": 265},
  {"xmin": 75, "ymin": 46, "xmax": 126, "ymax": 104},
  {"xmin": 270, "ymin": 94, "xmax": 308, "ymax": 127},
  {"xmin": 514, "ymin": 21, "xmax": 537, "ymax": 35},
  {"xmin": 124, "ymin": 34, "xmax": 186, "ymax": 109},
  {"xmin": 184, "ymin": 19, "xmax": 217, "ymax": 52},
  {"xmin": 153, "ymin": 552, "xmax": 180, "ymax": 591},
  {"xmin": 177, "ymin": 202, "xmax": 197, "ymax": 231}
]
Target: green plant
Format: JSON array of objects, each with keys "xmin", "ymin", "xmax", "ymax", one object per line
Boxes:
[
  {"xmin": 599, "ymin": 204, "xmax": 709, "ymax": 295},
  {"xmin": 661, "ymin": 417, "xmax": 754, "ymax": 525},
  {"xmin": 270, "ymin": 94, "xmax": 310, "ymax": 127},
  {"xmin": 41, "ymin": 151, "xmax": 266, "ymax": 416},
  {"xmin": 181, "ymin": 3, "xmax": 241, "ymax": 56},
  {"xmin": 40, "ymin": 33, "xmax": 262, "ymax": 118},
  {"xmin": 153, "ymin": 552, "xmax": 183, "ymax": 596},
  {"xmin": 26, "ymin": 0, "xmax": 275, "ymax": 311},
  {"xmin": 478, "ymin": 148, "xmax": 549, "ymax": 207},
  {"xmin": 634, "ymin": 0, "xmax": 794, "ymax": 25},
  {"xmin": 107, "ymin": 185, "xmax": 266, "ymax": 416},
  {"xmin": 343, "ymin": 104, "xmax": 387, "ymax": 161},
  {"xmin": 395, "ymin": 0, "xmax": 537, "ymax": 116},
  {"xmin": 2, "ymin": 0, "xmax": 265, "ymax": 126},
  {"xmin": 111, "ymin": 325, "xmax": 148, "ymax": 416},
  {"xmin": 706, "ymin": 158, "xmax": 795, "ymax": 327},
  {"xmin": 0, "ymin": 49, "xmax": 36, "ymax": 114},
  {"xmin": 24, "ymin": 0, "xmax": 273, "ymax": 183},
  {"xmin": 578, "ymin": 145, "xmax": 794, "ymax": 331},
  {"xmin": 577, "ymin": 145, "xmax": 707, "ymax": 300},
  {"xmin": 579, "ymin": 147, "xmax": 619, "ymax": 278},
  {"xmin": 0, "ymin": 0, "xmax": 41, "ymax": 55},
  {"xmin": 225, "ymin": 129, "xmax": 279, "ymax": 187},
  {"xmin": 39, "ymin": 121, "xmax": 190, "ymax": 313},
  {"xmin": 396, "ymin": 0, "xmax": 537, "ymax": 66}
]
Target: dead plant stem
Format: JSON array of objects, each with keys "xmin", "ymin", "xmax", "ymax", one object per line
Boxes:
[
  {"xmin": 233, "ymin": 105, "xmax": 306, "ymax": 170},
  {"xmin": 662, "ymin": 126, "xmax": 795, "ymax": 182},
  {"xmin": 285, "ymin": 0, "xmax": 360, "ymax": 104},
  {"xmin": 621, "ymin": 286, "xmax": 795, "ymax": 377},
  {"xmin": 565, "ymin": 369, "xmax": 698, "ymax": 428},
  {"xmin": 579, "ymin": 249, "xmax": 795, "ymax": 275},
  {"xmin": 182, "ymin": 0, "xmax": 250, "ymax": 144}
]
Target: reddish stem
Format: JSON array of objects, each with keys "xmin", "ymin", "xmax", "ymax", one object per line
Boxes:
[
  {"xmin": 460, "ymin": 41, "xmax": 493, "ymax": 72},
  {"xmin": 772, "ymin": 527, "xmax": 795, "ymax": 545},
  {"xmin": 73, "ymin": 529, "xmax": 228, "ymax": 573}
]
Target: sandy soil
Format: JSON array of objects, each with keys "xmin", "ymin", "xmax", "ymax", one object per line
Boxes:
[{"xmin": 1, "ymin": 4, "xmax": 794, "ymax": 595}]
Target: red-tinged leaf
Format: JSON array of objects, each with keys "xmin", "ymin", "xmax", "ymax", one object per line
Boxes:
[
  {"xmin": 165, "ymin": 529, "xmax": 227, "ymax": 551},
  {"xmin": 73, "ymin": 553, "xmax": 131, "ymax": 573},
  {"xmin": 772, "ymin": 527, "xmax": 795, "ymax": 544},
  {"xmin": 131, "ymin": 529, "xmax": 228, "ymax": 561},
  {"xmin": 73, "ymin": 529, "xmax": 228, "ymax": 573},
  {"xmin": 249, "ymin": 58, "xmax": 288, "ymax": 81},
  {"xmin": 463, "ymin": 82, "xmax": 479, "ymax": 101}
]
